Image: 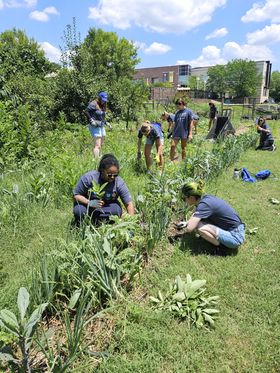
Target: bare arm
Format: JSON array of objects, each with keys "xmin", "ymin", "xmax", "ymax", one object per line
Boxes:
[
  {"xmin": 186, "ymin": 215, "xmax": 201, "ymax": 233},
  {"xmin": 74, "ymin": 194, "xmax": 90, "ymax": 206},
  {"xmin": 125, "ymin": 201, "xmax": 135, "ymax": 215}
]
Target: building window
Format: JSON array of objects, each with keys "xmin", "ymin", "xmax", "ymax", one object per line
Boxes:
[
  {"xmin": 151, "ymin": 77, "xmax": 160, "ymax": 84},
  {"xmin": 169, "ymin": 71, "xmax": 174, "ymax": 83},
  {"xmin": 179, "ymin": 65, "xmax": 190, "ymax": 76}
]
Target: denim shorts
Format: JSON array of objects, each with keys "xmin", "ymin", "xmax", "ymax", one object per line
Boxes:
[
  {"xmin": 217, "ymin": 224, "xmax": 245, "ymax": 249},
  {"xmin": 145, "ymin": 136, "xmax": 164, "ymax": 146},
  {"xmin": 88, "ymin": 124, "xmax": 106, "ymax": 138}
]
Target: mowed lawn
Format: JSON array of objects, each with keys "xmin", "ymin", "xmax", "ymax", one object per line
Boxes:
[{"xmin": 96, "ymin": 121, "xmax": 280, "ymax": 373}]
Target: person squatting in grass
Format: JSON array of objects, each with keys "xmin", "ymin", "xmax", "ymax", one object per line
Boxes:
[
  {"xmin": 255, "ymin": 116, "xmax": 276, "ymax": 151},
  {"xmin": 170, "ymin": 98, "xmax": 193, "ymax": 161},
  {"xmin": 179, "ymin": 180, "xmax": 245, "ymax": 251},
  {"xmin": 137, "ymin": 120, "xmax": 164, "ymax": 170},
  {"xmin": 161, "ymin": 111, "xmax": 175, "ymax": 139},
  {"xmin": 73, "ymin": 154, "xmax": 134, "ymax": 226},
  {"xmin": 208, "ymin": 101, "xmax": 218, "ymax": 130},
  {"xmin": 84, "ymin": 91, "xmax": 111, "ymax": 159}
]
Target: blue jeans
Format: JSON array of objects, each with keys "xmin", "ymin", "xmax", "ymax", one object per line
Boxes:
[
  {"xmin": 73, "ymin": 202, "xmax": 122, "ymax": 226},
  {"xmin": 217, "ymin": 224, "xmax": 245, "ymax": 249}
]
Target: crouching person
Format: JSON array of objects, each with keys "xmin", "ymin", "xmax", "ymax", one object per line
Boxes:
[
  {"xmin": 73, "ymin": 154, "xmax": 134, "ymax": 226},
  {"xmin": 180, "ymin": 181, "xmax": 245, "ymax": 252}
]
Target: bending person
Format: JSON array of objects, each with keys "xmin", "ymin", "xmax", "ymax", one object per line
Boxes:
[
  {"xmin": 137, "ymin": 120, "xmax": 164, "ymax": 170},
  {"xmin": 180, "ymin": 181, "xmax": 245, "ymax": 251},
  {"xmin": 84, "ymin": 91, "xmax": 109, "ymax": 158},
  {"xmin": 73, "ymin": 154, "xmax": 134, "ymax": 226},
  {"xmin": 255, "ymin": 116, "xmax": 276, "ymax": 151},
  {"xmin": 161, "ymin": 111, "xmax": 175, "ymax": 139}
]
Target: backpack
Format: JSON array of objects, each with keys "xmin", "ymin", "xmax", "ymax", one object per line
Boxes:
[
  {"xmin": 241, "ymin": 168, "xmax": 256, "ymax": 183},
  {"xmin": 255, "ymin": 169, "xmax": 271, "ymax": 180}
]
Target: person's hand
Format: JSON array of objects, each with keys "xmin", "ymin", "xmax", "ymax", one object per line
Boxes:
[
  {"xmin": 90, "ymin": 118, "xmax": 95, "ymax": 125},
  {"xmin": 88, "ymin": 199, "xmax": 103, "ymax": 209},
  {"xmin": 188, "ymin": 134, "xmax": 193, "ymax": 142},
  {"xmin": 137, "ymin": 151, "xmax": 141, "ymax": 160},
  {"xmin": 175, "ymin": 221, "xmax": 188, "ymax": 230}
]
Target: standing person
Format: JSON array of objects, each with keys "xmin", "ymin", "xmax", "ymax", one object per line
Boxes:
[
  {"xmin": 170, "ymin": 98, "xmax": 193, "ymax": 161},
  {"xmin": 161, "ymin": 111, "xmax": 175, "ymax": 139},
  {"xmin": 192, "ymin": 113, "xmax": 199, "ymax": 135},
  {"xmin": 208, "ymin": 102, "xmax": 218, "ymax": 130},
  {"xmin": 179, "ymin": 180, "xmax": 245, "ymax": 251},
  {"xmin": 73, "ymin": 154, "xmax": 134, "ymax": 226},
  {"xmin": 255, "ymin": 116, "xmax": 276, "ymax": 151},
  {"xmin": 137, "ymin": 121, "xmax": 164, "ymax": 170},
  {"xmin": 84, "ymin": 91, "xmax": 109, "ymax": 158}
]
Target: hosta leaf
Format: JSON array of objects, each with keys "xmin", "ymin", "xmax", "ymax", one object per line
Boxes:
[
  {"xmin": 0, "ymin": 310, "xmax": 19, "ymax": 334},
  {"xmin": 17, "ymin": 287, "xmax": 29, "ymax": 321}
]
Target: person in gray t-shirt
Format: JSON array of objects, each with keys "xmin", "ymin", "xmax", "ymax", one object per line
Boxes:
[
  {"xmin": 255, "ymin": 116, "xmax": 275, "ymax": 151},
  {"xmin": 73, "ymin": 154, "xmax": 134, "ymax": 226},
  {"xmin": 178, "ymin": 180, "xmax": 245, "ymax": 251}
]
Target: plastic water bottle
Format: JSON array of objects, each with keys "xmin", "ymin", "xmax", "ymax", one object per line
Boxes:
[{"xmin": 233, "ymin": 168, "xmax": 240, "ymax": 179}]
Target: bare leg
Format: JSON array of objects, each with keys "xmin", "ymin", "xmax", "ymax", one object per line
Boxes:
[
  {"xmin": 156, "ymin": 142, "xmax": 164, "ymax": 169},
  {"xmin": 170, "ymin": 138, "xmax": 179, "ymax": 161},
  {"xmin": 93, "ymin": 137, "xmax": 104, "ymax": 158},
  {"xmin": 181, "ymin": 138, "xmax": 187, "ymax": 160},
  {"xmin": 144, "ymin": 144, "xmax": 153, "ymax": 169},
  {"xmin": 197, "ymin": 221, "xmax": 219, "ymax": 246}
]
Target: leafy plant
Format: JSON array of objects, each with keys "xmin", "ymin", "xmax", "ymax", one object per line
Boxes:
[
  {"xmin": 0, "ymin": 287, "xmax": 47, "ymax": 372},
  {"xmin": 88, "ymin": 181, "xmax": 108, "ymax": 200},
  {"xmin": 150, "ymin": 274, "xmax": 220, "ymax": 329}
]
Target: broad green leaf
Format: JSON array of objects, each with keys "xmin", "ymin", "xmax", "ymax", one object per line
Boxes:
[
  {"xmin": 24, "ymin": 303, "xmax": 48, "ymax": 338},
  {"xmin": 149, "ymin": 296, "xmax": 160, "ymax": 303},
  {"xmin": 203, "ymin": 313, "xmax": 215, "ymax": 327},
  {"xmin": 17, "ymin": 287, "xmax": 29, "ymax": 321},
  {"xmin": 186, "ymin": 274, "xmax": 192, "ymax": 284},
  {"xmin": 103, "ymin": 238, "xmax": 112, "ymax": 255},
  {"xmin": 0, "ymin": 310, "xmax": 19, "ymax": 334},
  {"xmin": 0, "ymin": 352, "xmax": 18, "ymax": 363},
  {"xmin": 172, "ymin": 292, "xmax": 185, "ymax": 302},
  {"xmin": 175, "ymin": 276, "xmax": 184, "ymax": 292},
  {"xmin": 158, "ymin": 290, "xmax": 164, "ymax": 302},
  {"xmin": 69, "ymin": 289, "xmax": 81, "ymax": 309},
  {"xmin": 203, "ymin": 308, "xmax": 220, "ymax": 315}
]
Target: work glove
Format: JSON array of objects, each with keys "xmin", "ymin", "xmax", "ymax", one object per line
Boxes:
[
  {"xmin": 175, "ymin": 221, "xmax": 188, "ymax": 230},
  {"xmin": 88, "ymin": 199, "xmax": 102, "ymax": 209},
  {"xmin": 137, "ymin": 151, "xmax": 141, "ymax": 160},
  {"xmin": 90, "ymin": 118, "xmax": 95, "ymax": 126}
]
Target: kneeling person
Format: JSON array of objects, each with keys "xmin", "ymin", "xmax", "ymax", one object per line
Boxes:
[{"xmin": 181, "ymin": 181, "xmax": 245, "ymax": 251}]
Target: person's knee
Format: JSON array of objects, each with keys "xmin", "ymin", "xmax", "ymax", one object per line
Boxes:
[{"xmin": 73, "ymin": 204, "xmax": 87, "ymax": 224}]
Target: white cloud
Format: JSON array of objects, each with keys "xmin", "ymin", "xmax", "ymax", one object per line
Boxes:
[
  {"xmin": 4, "ymin": 0, "xmax": 36, "ymax": 7},
  {"xmin": 178, "ymin": 42, "xmax": 273, "ymax": 67},
  {"xmin": 205, "ymin": 27, "xmax": 228, "ymax": 40},
  {"xmin": 246, "ymin": 24, "xmax": 280, "ymax": 45},
  {"xmin": 29, "ymin": 6, "xmax": 59, "ymax": 22},
  {"xmin": 88, "ymin": 0, "xmax": 227, "ymax": 34},
  {"xmin": 144, "ymin": 42, "xmax": 172, "ymax": 55},
  {"xmin": 241, "ymin": 0, "xmax": 280, "ymax": 23},
  {"xmin": 39, "ymin": 42, "xmax": 61, "ymax": 63},
  {"xmin": 0, "ymin": 1, "xmax": 4, "ymax": 9},
  {"xmin": 178, "ymin": 45, "xmax": 226, "ymax": 67}
]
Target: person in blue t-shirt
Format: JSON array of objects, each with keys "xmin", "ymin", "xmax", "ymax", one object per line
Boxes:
[
  {"xmin": 73, "ymin": 154, "xmax": 134, "ymax": 226},
  {"xmin": 170, "ymin": 99, "xmax": 193, "ymax": 161},
  {"xmin": 255, "ymin": 116, "xmax": 276, "ymax": 151},
  {"xmin": 137, "ymin": 120, "xmax": 164, "ymax": 170},
  {"xmin": 84, "ymin": 91, "xmax": 111, "ymax": 158},
  {"xmin": 178, "ymin": 180, "xmax": 245, "ymax": 250}
]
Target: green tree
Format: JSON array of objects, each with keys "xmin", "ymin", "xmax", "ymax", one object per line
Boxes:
[
  {"xmin": 269, "ymin": 71, "xmax": 280, "ymax": 102},
  {"xmin": 207, "ymin": 65, "xmax": 227, "ymax": 97},
  {"xmin": 226, "ymin": 59, "xmax": 261, "ymax": 98}
]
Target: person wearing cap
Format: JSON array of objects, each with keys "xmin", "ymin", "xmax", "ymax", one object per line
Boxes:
[
  {"xmin": 73, "ymin": 153, "xmax": 134, "ymax": 226},
  {"xmin": 255, "ymin": 116, "xmax": 276, "ymax": 151},
  {"xmin": 137, "ymin": 120, "xmax": 164, "ymax": 170},
  {"xmin": 171, "ymin": 99, "xmax": 193, "ymax": 161},
  {"xmin": 161, "ymin": 111, "xmax": 175, "ymax": 139},
  {"xmin": 179, "ymin": 180, "xmax": 245, "ymax": 252},
  {"xmin": 84, "ymin": 91, "xmax": 109, "ymax": 158}
]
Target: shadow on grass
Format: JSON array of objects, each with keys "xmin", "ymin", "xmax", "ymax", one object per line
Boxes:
[{"xmin": 172, "ymin": 233, "xmax": 238, "ymax": 257}]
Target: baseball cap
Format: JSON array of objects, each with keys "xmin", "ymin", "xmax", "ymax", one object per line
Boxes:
[{"xmin": 98, "ymin": 91, "xmax": 108, "ymax": 102}]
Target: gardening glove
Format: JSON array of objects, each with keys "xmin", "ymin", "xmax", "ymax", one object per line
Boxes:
[
  {"xmin": 88, "ymin": 199, "xmax": 102, "ymax": 209},
  {"xmin": 137, "ymin": 151, "xmax": 141, "ymax": 160},
  {"xmin": 175, "ymin": 221, "xmax": 188, "ymax": 230},
  {"xmin": 90, "ymin": 118, "xmax": 95, "ymax": 126}
]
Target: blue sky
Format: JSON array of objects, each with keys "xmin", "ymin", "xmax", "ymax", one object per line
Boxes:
[{"xmin": 1, "ymin": 0, "xmax": 280, "ymax": 71}]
